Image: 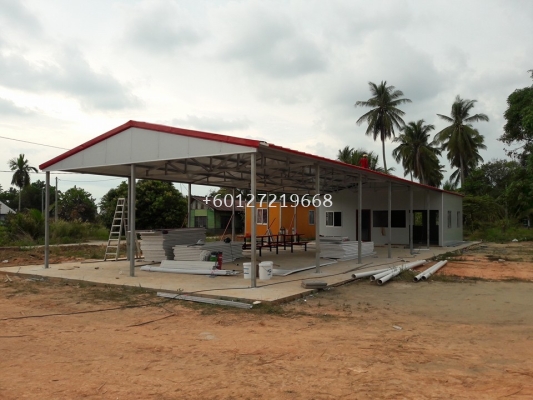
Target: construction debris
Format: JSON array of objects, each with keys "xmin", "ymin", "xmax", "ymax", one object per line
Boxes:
[
  {"xmin": 301, "ymin": 281, "xmax": 328, "ymax": 289},
  {"xmin": 157, "ymin": 292, "xmax": 253, "ymax": 309},
  {"xmin": 139, "ymin": 229, "xmax": 206, "ymax": 262}
]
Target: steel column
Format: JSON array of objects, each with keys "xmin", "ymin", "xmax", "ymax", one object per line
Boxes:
[
  {"xmin": 409, "ymin": 186, "xmax": 414, "ymax": 255},
  {"xmin": 231, "ymin": 188, "xmax": 236, "ymax": 242},
  {"xmin": 250, "ymin": 153, "xmax": 257, "ymax": 288},
  {"xmin": 187, "ymin": 183, "xmax": 192, "ymax": 227},
  {"xmin": 426, "ymin": 190, "xmax": 430, "ymax": 249},
  {"xmin": 358, "ymin": 174, "xmax": 362, "ymax": 264},
  {"xmin": 315, "ymin": 164, "xmax": 321, "ymax": 273},
  {"xmin": 129, "ymin": 165, "xmax": 136, "ymax": 277},
  {"xmin": 388, "ymin": 181, "xmax": 392, "ymax": 258},
  {"xmin": 44, "ymin": 172, "xmax": 50, "ymax": 269}
]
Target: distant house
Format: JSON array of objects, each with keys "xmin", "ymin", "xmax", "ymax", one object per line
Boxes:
[
  {"xmin": 190, "ymin": 196, "xmax": 245, "ymax": 235},
  {"xmin": 0, "ymin": 201, "xmax": 15, "ymax": 222}
]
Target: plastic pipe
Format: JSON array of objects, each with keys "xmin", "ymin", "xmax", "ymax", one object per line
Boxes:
[
  {"xmin": 352, "ymin": 268, "xmax": 391, "ymax": 280},
  {"xmin": 421, "ymin": 260, "xmax": 447, "ymax": 280}
]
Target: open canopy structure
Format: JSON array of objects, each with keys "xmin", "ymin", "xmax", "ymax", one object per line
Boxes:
[{"xmin": 40, "ymin": 120, "xmax": 462, "ymax": 287}]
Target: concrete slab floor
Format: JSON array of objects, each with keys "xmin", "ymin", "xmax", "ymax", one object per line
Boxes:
[{"xmin": 0, "ymin": 242, "xmax": 477, "ymax": 304}]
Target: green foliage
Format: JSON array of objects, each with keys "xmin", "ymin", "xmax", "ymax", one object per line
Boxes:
[
  {"xmin": 462, "ymin": 195, "xmax": 504, "ymax": 232},
  {"xmin": 355, "ymin": 81, "xmax": 411, "ymax": 172},
  {"xmin": 20, "ymin": 180, "xmax": 58, "ymax": 213},
  {"xmin": 50, "ymin": 220, "xmax": 109, "ymax": 243},
  {"xmin": 136, "ymin": 180, "xmax": 187, "ymax": 229},
  {"xmin": 336, "ymin": 146, "xmax": 387, "ymax": 172},
  {"xmin": 435, "ymin": 95, "xmax": 488, "ymax": 187},
  {"xmin": 58, "ymin": 186, "xmax": 97, "ymax": 222},
  {"xmin": 499, "ymin": 72, "xmax": 533, "ymax": 156},
  {"xmin": 392, "ymin": 120, "xmax": 443, "ymax": 187},
  {"xmin": 8, "ymin": 154, "xmax": 38, "ymax": 212},
  {"xmin": 0, "ymin": 187, "xmax": 18, "ymax": 210},
  {"xmin": 99, "ymin": 180, "xmax": 187, "ymax": 230},
  {"xmin": 4, "ymin": 209, "xmax": 45, "ymax": 241},
  {"xmin": 466, "ymin": 225, "xmax": 533, "ymax": 243}
]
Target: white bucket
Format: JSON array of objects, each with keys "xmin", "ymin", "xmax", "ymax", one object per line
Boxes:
[
  {"xmin": 259, "ymin": 261, "xmax": 273, "ymax": 280},
  {"xmin": 243, "ymin": 262, "xmax": 251, "ymax": 279}
]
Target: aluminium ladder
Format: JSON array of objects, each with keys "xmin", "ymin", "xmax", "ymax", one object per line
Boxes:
[{"xmin": 104, "ymin": 198, "xmax": 128, "ymax": 261}]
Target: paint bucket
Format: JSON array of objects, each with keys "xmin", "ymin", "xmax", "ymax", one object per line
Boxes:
[
  {"xmin": 259, "ymin": 261, "xmax": 273, "ymax": 280},
  {"xmin": 243, "ymin": 262, "xmax": 251, "ymax": 279}
]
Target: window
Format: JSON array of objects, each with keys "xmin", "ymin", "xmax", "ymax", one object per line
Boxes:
[
  {"xmin": 457, "ymin": 211, "xmax": 461, "ymax": 228},
  {"xmin": 257, "ymin": 208, "xmax": 268, "ymax": 225},
  {"xmin": 372, "ymin": 210, "xmax": 406, "ymax": 228},
  {"xmin": 308, "ymin": 210, "xmax": 315, "ymax": 225},
  {"xmin": 447, "ymin": 211, "xmax": 452, "ymax": 228},
  {"xmin": 194, "ymin": 216, "xmax": 207, "ymax": 228},
  {"xmin": 326, "ymin": 211, "xmax": 342, "ymax": 227}
]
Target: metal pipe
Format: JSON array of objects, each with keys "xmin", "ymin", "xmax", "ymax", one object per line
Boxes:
[
  {"xmin": 358, "ymin": 174, "xmax": 362, "ymax": 264},
  {"xmin": 44, "ymin": 172, "xmax": 50, "ymax": 269},
  {"xmin": 377, "ymin": 270, "xmax": 399, "ymax": 285},
  {"xmin": 315, "ymin": 163, "xmax": 321, "ymax": 273},
  {"xmin": 141, "ymin": 266, "xmax": 238, "ymax": 275},
  {"xmin": 413, "ymin": 260, "xmax": 447, "ymax": 282},
  {"xmin": 250, "ymin": 152, "xmax": 257, "ymax": 288},
  {"xmin": 351, "ymin": 268, "xmax": 391, "ymax": 279},
  {"xmin": 370, "ymin": 269, "xmax": 395, "ymax": 281},
  {"xmin": 421, "ymin": 260, "xmax": 447, "ymax": 281},
  {"xmin": 388, "ymin": 180, "xmax": 392, "ymax": 258},
  {"xmin": 129, "ymin": 165, "xmax": 136, "ymax": 277},
  {"xmin": 187, "ymin": 183, "xmax": 192, "ymax": 228}
]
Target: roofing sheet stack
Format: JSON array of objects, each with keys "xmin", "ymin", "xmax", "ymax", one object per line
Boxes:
[
  {"xmin": 140, "ymin": 228, "xmax": 206, "ymax": 262},
  {"xmin": 173, "ymin": 241, "xmax": 243, "ymax": 263},
  {"xmin": 310, "ymin": 238, "xmax": 375, "ymax": 260}
]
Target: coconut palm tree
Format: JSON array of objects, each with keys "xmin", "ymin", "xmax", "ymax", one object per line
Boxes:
[
  {"xmin": 336, "ymin": 147, "xmax": 389, "ymax": 172},
  {"xmin": 355, "ymin": 81, "xmax": 412, "ymax": 172},
  {"xmin": 9, "ymin": 154, "xmax": 38, "ymax": 211},
  {"xmin": 392, "ymin": 120, "xmax": 441, "ymax": 185},
  {"xmin": 435, "ymin": 96, "xmax": 489, "ymax": 187}
]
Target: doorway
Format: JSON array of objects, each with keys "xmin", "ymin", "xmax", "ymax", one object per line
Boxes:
[
  {"xmin": 412, "ymin": 210, "xmax": 439, "ymax": 245},
  {"xmin": 356, "ymin": 209, "xmax": 371, "ymax": 241}
]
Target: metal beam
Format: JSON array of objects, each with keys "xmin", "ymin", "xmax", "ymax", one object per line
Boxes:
[
  {"xmin": 188, "ymin": 183, "xmax": 192, "ymax": 228},
  {"xmin": 410, "ymin": 186, "xmax": 414, "ymax": 255},
  {"xmin": 427, "ymin": 190, "xmax": 430, "ymax": 249}
]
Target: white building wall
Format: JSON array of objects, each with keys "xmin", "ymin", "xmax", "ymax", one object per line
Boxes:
[
  {"xmin": 319, "ymin": 187, "xmax": 456, "ymax": 246},
  {"xmin": 442, "ymin": 192, "xmax": 464, "ymax": 245}
]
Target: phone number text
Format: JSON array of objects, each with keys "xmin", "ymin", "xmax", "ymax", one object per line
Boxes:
[{"xmin": 203, "ymin": 194, "xmax": 333, "ymax": 208}]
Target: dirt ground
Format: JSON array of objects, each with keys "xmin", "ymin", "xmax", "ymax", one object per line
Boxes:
[{"xmin": 1, "ymin": 242, "xmax": 533, "ymax": 399}]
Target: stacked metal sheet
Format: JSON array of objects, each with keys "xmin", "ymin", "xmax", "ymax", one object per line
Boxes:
[
  {"xmin": 139, "ymin": 228, "xmax": 206, "ymax": 262},
  {"xmin": 172, "ymin": 241, "xmax": 243, "ymax": 263},
  {"xmin": 310, "ymin": 239, "xmax": 375, "ymax": 260}
]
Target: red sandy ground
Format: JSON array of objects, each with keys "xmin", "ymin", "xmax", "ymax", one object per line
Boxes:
[{"xmin": 1, "ymin": 242, "xmax": 533, "ymax": 399}]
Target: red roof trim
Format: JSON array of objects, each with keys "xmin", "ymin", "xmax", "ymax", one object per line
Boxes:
[
  {"xmin": 39, "ymin": 120, "xmax": 262, "ymax": 170},
  {"xmin": 40, "ymin": 120, "xmax": 461, "ymax": 197}
]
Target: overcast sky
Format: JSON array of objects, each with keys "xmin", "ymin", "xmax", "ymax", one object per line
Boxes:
[{"xmin": 0, "ymin": 0, "xmax": 532, "ymax": 202}]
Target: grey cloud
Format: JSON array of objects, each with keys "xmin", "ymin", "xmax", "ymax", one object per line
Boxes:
[
  {"xmin": 123, "ymin": 2, "xmax": 203, "ymax": 54},
  {"xmin": 219, "ymin": 4, "xmax": 328, "ymax": 78},
  {"xmin": 0, "ymin": 0, "xmax": 42, "ymax": 35},
  {"xmin": 0, "ymin": 97, "xmax": 33, "ymax": 116},
  {"xmin": 0, "ymin": 46, "xmax": 140, "ymax": 111},
  {"xmin": 171, "ymin": 115, "xmax": 251, "ymax": 132}
]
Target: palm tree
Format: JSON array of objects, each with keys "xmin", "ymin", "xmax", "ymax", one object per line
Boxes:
[
  {"xmin": 355, "ymin": 81, "xmax": 412, "ymax": 172},
  {"xmin": 337, "ymin": 147, "xmax": 390, "ymax": 173},
  {"xmin": 9, "ymin": 154, "xmax": 38, "ymax": 211},
  {"xmin": 392, "ymin": 120, "xmax": 441, "ymax": 185},
  {"xmin": 435, "ymin": 96, "xmax": 489, "ymax": 187}
]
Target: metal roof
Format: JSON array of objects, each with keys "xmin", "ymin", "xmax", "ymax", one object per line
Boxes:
[{"xmin": 40, "ymin": 120, "xmax": 461, "ymax": 196}]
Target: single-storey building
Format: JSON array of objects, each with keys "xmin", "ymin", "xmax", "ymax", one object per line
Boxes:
[
  {"xmin": 190, "ymin": 195, "xmax": 244, "ymax": 235},
  {"xmin": 39, "ymin": 120, "xmax": 463, "ymax": 287},
  {"xmin": 0, "ymin": 201, "xmax": 15, "ymax": 222}
]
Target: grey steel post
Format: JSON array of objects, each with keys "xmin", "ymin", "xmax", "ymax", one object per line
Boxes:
[
  {"xmin": 129, "ymin": 165, "xmax": 136, "ymax": 277},
  {"xmin": 55, "ymin": 176, "xmax": 58, "ymax": 222},
  {"xmin": 187, "ymin": 183, "xmax": 192, "ymax": 227},
  {"xmin": 410, "ymin": 186, "xmax": 414, "ymax": 255},
  {"xmin": 388, "ymin": 181, "xmax": 392, "ymax": 258},
  {"xmin": 250, "ymin": 153, "xmax": 257, "ymax": 288},
  {"xmin": 44, "ymin": 172, "xmax": 50, "ymax": 269},
  {"xmin": 231, "ymin": 187, "xmax": 236, "ymax": 242},
  {"xmin": 426, "ymin": 190, "xmax": 430, "ymax": 249},
  {"xmin": 315, "ymin": 164, "xmax": 321, "ymax": 273},
  {"xmin": 358, "ymin": 174, "xmax": 362, "ymax": 264},
  {"xmin": 127, "ymin": 176, "xmax": 131, "ymax": 261}
]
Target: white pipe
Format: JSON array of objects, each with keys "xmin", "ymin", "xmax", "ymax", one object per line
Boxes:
[
  {"xmin": 421, "ymin": 260, "xmax": 447, "ymax": 280},
  {"xmin": 377, "ymin": 270, "xmax": 400, "ymax": 285},
  {"xmin": 140, "ymin": 266, "xmax": 238, "ymax": 275},
  {"xmin": 352, "ymin": 268, "xmax": 391, "ymax": 279},
  {"xmin": 370, "ymin": 269, "xmax": 395, "ymax": 281}
]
